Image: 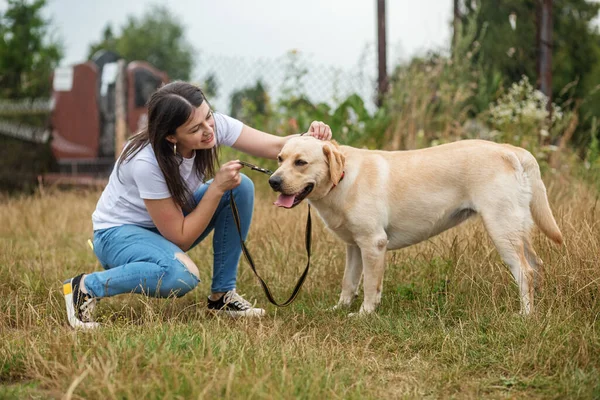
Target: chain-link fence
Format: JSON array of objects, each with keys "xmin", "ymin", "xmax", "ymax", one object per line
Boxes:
[
  {"xmin": 0, "ymin": 98, "xmax": 53, "ymax": 143},
  {"xmin": 194, "ymin": 46, "xmax": 380, "ymax": 115}
]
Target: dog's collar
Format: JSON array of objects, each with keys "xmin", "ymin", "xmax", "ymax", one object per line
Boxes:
[{"xmin": 334, "ymin": 172, "xmax": 345, "ymax": 187}]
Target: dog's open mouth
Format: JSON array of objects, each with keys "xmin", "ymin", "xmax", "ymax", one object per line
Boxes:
[{"xmin": 274, "ymin": 183, "xmax": 314, "ymax": 208}]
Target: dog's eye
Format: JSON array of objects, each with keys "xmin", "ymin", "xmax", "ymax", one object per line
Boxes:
[{"xmin": 295, "ymin": 159, "xmax": 308, "ymax": 166}]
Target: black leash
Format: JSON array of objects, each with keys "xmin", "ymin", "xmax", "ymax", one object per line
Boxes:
[{"xmin": 229, "ymin": 161, "xmax": 312, "ymax": 307}]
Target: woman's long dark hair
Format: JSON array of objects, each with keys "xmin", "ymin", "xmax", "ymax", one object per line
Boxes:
[{"xmin": 117, "ymin": 81, "xmax": 218, "ymax": 213}]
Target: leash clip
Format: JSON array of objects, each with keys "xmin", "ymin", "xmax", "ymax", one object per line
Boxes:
[{"xmin": 238, "ymin": 160, "xmax": 273, "ymax": 176}]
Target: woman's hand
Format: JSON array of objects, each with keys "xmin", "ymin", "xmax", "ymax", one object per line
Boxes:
[
  {"xmin": 212, "ymin": 160, "xmax": 243, "ymax": 194},
  {"xmin": 304, "ymin": 121, "xmax": 332, "ymax": 140}
]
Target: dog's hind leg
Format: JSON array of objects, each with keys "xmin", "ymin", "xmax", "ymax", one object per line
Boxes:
[
  {"xmin": 481, "ymin": 211, "xmax": 535, "ymax": 315},
  {"xmin": 524, "ymin": 234, "xmax": 544, "ymax": 290},
  {"xmin": 334, "ymin": 244, "xmax": 363, "ymax": 309}
]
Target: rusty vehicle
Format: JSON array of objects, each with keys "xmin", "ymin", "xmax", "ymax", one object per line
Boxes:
[
  {"xmin": 48, "ymin": 51, "xmax": 169, "ymax": 181},
  {"xmin": 0, "ymin": 54, "xmax": 167, "ymax": 189}
]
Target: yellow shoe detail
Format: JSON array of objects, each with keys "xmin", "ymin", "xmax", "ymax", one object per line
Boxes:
[{"xmin": 63, "ymin": 283, "xmax": 72, "ymax": 295}]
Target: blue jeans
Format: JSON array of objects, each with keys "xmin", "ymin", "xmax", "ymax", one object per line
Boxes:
[{"xmin": 84, "ymin": 175, "xmax": 254, "ymax": 298}]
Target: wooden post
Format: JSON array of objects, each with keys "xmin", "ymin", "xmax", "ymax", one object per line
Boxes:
[
  {"xmin": 539, "ymin": 0, "xmax": 553, "ymax": 112},
  {"xmin": 114, "ymin": 59, "xmax": 127, "ymax": 159},
  {"xmin": 377, "ymin": 0, "xmax": 388, "ymax": 107},
  {"xmin": 452, "ymin": 0, "xmax": 461, "ymax": 55}
]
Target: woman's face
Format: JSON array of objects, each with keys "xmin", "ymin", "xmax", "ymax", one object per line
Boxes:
[{"xmin": 170, "ymin": 102, "xmax": 216, "ymax": 157}]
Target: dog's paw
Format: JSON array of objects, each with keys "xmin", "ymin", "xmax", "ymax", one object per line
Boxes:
[
  {"xmin": 330, "ymin": 303, "xmax": 351, "ymax": 311},
  {"xmin": 347, "ymin": 311, "xmax": 373, "ymax": 318},
  {"xmin": 347, "ymin": 305, "xmax": 376, "ymax": 317}
]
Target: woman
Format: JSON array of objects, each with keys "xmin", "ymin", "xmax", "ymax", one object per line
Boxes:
[{"xmin": 63, "ymin": 81, "xmax": 332, "ymax": 329}]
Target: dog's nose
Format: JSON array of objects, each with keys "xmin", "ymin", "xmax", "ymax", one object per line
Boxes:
[{"xmin": 269, "ymin": 175, "xmax": 283, "ymax": 191}]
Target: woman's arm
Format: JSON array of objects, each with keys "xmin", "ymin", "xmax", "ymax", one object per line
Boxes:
[
  {"xmin": 143, "ymin": 160, "xmax": 243, "ymax": 251},
  {"xmin": 232, "ymin": 121, "xmax": 332, "ymax": 160}
]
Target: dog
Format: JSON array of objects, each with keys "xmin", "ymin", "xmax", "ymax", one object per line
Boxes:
[{"xmin": 268, "ymin": 137, "xmax": 562, "ymax": 315}]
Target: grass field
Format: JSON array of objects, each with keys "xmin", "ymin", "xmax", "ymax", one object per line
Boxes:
[{"xmin": 1, "ymin": 175, "xmax": 599, "ymax": 399}]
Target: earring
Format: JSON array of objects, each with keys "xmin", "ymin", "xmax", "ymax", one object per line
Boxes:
[{"xmin": 173, "ymin": 143, "xmax": 177, "ymax": 155}]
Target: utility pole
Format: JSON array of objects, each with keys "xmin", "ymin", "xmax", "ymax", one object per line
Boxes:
[
  {"xmin": 377, "ymin": 0, "xmax": 388, "ymax": 107},
  {"xmin": 538, "ymin": 0, "xmax": 553, "ymax": 112},
  {"xmin": 452, "ymin": 0, "xmax": 461, "ymax": 55}
]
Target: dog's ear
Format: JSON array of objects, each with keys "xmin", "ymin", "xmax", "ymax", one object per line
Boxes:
[{"xmin": 322, "ymin": 141, "xmax": 345, "ymax": 185}]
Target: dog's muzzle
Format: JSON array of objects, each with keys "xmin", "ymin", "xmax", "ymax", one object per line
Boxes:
[{"xmin": 269, "ymin": 175, "xmax": 283, "ymax": 191}]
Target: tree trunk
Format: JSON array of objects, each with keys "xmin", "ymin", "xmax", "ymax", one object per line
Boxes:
[
  {"xmin": 539, "ymin": 0, "xmax": 553, "ymax": 112},
  {"xmin": 452, "ymin": 0, "xmax": 461, "ymax": 56},
  {"xmin": 377, "ymin": 0, "xmax": 388, "ymax": 107}
]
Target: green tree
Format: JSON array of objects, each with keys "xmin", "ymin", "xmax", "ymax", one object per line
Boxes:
[
  {"xmin": 88, "ymin": 5, "xmax": 195, "ymax": 80},
  {"xmin": 551, "ymin": 0, "xmax": 600, "ymax": 100},
  {"xmin": 461, "ymin": 0, "xmax": 538, "ymax": 88},
  {"xmin": 455, "ymin": 0, "xmax": 600, "ymax": 149},
  {"xmin": 459, "ymin": 0, "xmax": 600, "ymax": 105},
  {"xmin": 552, "ymin": 0, "xmax": 600, "ymax": 148},
  {"xmin": 202, "ymin": 73, "xmax": 219, "ymax": 99},
  {"xmin": 228, "ymin": 80, "xmax": 272, "ymax": 130},
  {"xmin": 0, "ymin": 0, "xmax": 63, "ymax": 99},
  {"xmin": 230, "ymin": 80, "xmax": 269, "ymax": 119}
]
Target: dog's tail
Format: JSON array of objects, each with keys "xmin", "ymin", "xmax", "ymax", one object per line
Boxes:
[{"xmin": 517, "ymin": 149, "xmax": 563, "ymax": 245}]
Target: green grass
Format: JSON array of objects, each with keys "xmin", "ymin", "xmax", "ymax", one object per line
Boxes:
[{"xmin": 1, "ymin": 176, "xmax": 599, "ymax": 399}]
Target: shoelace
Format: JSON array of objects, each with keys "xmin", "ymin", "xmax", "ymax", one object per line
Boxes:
[
  {"xmin": 79, "ymin": 297, "xmax": 97, "ymax": 322},
  {"xmin": 225, "ymin": 291, "xmax": 252, "ymax": 310}
]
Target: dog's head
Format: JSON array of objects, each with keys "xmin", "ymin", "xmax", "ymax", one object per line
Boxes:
[{"xmin": 269, "ymin": 136, "xmax": 345, "ymax": 208}]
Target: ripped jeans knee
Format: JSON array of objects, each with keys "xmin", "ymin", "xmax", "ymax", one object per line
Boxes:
[{"xmin": 157, "ymin": 253, "xmax": 201, "ymax": 297}]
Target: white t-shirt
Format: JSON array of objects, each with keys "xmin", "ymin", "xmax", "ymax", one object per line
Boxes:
[{"xmin": 92, "ymin": 113, "xmax": 243, "ymax": 230}]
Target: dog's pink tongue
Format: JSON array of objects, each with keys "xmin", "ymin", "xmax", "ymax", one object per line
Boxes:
[{"xmin": 274, "ymin": 194, "xmax": 295, "ymax": 208}]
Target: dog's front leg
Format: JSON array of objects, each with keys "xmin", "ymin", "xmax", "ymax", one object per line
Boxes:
[
  {"xmin": 355, "ymin": 236, "xmax": 388, "ymax": 315},
  {"xmin": 333, "ymin": 244, "xmax": 362, "ymax": 309}
]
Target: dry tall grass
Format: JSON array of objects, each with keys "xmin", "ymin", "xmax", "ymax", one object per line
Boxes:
[{"xmin": 1, "ymin": 175, "xmax": 599, "ymax": 399}]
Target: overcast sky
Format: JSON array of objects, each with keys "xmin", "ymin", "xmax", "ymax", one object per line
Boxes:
[
  {"xmin": 2, "ymin": 0, "xmax": 597, "ymax": 110},
  {"xmin": 32, "ymin": 0, "xmax": 453, "ymax": 72},
  {"xmin": 2, "ymin": 1, "xmax": 599, "ymax": 72}
]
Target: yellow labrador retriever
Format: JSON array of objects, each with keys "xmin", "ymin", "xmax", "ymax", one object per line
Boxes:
[{"xmin": 268, "ymin": 137, "xmax": 562, "ymax": 315}]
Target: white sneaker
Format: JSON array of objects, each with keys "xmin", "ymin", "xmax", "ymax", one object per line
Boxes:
[
  {"xmin": 63, "ymin": 274, "xmax": 99, "ymax": 329},
  {"xmin": 207, "ymin": 289, "xmax": 265, "ymax": 318}
]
